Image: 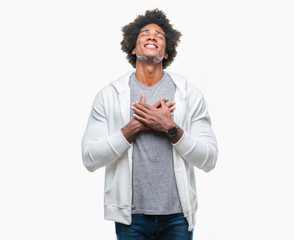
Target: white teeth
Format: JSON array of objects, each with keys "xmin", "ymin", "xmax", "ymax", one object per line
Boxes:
[{"xmin": 145, "ymin": 44, "xmax": 156, "ymax": 48}]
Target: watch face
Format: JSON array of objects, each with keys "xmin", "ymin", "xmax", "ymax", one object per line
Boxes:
[{"xmin": 168, "ymin": 126, "xmax": 178, "ymax": 137}]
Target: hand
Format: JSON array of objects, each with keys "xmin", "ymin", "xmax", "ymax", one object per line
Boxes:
[
  {"xmin": 122, "ymin": 95, "xmax": 176, "ymax": 143},
  {"xmin": 133, "ymin": 95, "xmax": 175, "ymax": 132},
  {"xmin": 132, "ymin": 97, "xmax": 175, "ymax": 133}
]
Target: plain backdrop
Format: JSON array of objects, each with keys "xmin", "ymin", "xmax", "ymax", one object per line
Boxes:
[{"xmin": 1, "ymin": 0, "xmax": 293, "ymax": 239}]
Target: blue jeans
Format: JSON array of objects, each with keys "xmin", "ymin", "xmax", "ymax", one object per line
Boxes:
[{"xmin": 115, "ymin": 213, "xmax": 193, "ymax": 240}]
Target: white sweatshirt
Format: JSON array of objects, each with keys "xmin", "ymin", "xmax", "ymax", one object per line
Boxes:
[{"xmin": 81, "ymin": 71, "xmax": 218, "ymax": 231}]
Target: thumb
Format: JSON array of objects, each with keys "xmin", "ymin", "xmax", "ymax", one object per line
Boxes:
[
  {"xmin": 153, "ymin": 97, "xmax": 168, "ymax": 108},
  {"xmin": 160, "ymin": 97, "xmax": 168, "ymax": 109},
  {"xmin": 139, "ymin": 94, "xmax": 145, "ymax": 103}
]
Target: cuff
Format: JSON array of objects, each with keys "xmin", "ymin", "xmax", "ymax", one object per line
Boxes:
[
  {"xmin": 172, "ymin": 131, "xmax": 193, "ymax": 156},
  {"xmin": 107, "ymin": 130, "xmax": 131, "ymax": 156}
]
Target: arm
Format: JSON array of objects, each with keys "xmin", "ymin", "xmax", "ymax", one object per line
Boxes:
[
  {"xmin": 81, "ymin": 90, "xmax": 131, "ymax": 172},
  {"xmin": 132, "ymin": 91, "xmax": 218, "ymax": 172},
  {"xmin": 121, "ymin": 119, "xmax": 144, "ymax": 143},
  {"xmin": 172, "ymin": 93, "xmax": 218, "ymax": 172},
  {"xmin": 123, "ymin": 95, "xmax": 176, "ymax": 143},
  {"xmin": 81, "ymin": 93, "xmax": 176, "ymax": 172},
  {"xmin": 132, "ymin": 97, "xmax": 177, "ymax": 134}
]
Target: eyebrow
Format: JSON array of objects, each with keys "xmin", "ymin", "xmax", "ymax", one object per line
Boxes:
[{"xmin": 140, "ymin": 29, "xmax": 165, "ymax": 36}]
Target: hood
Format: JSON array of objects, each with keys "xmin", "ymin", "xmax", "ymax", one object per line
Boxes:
[{"xmin": 110, "ymin": 70, "xmax": 187, "ymax": 99}]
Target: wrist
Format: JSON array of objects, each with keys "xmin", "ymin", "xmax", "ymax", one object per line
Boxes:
[
  {"xmin": 121, "ymin": 119, "xmax": 142, "ymax": 143},
  {"xmin": 166, "ymin": 123, "xmax": 178, "ymax": 137},
  {"xmin": 130, "ymin": 119, "xmax": 144, "ymax": 133},
  {"xmin": 169, "ymin": 126, "xmax": 184, "ymax": 144},
  {"xmin": 165, "ymin": 121, "xmax": 176, "ymax": 134}
]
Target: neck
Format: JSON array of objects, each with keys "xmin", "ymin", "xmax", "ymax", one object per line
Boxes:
[{"xmin": 135, "ymin": 60, "xmax": 164, "ymax": 87}]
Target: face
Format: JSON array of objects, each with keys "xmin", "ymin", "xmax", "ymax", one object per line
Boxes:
[{"xmin": 132, "ymin": 24, "xmax": 168, "ymax": 63}]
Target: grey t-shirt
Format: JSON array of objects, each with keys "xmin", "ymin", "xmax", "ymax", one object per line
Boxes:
[{"xmin": 129, "ymin": 72, "xmax": 182, "ymax": 215}]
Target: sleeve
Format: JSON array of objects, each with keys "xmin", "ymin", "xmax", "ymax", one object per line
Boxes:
[
  {"xmin": 81, "ymin": 90, "xmax": 131, "ymax": 172},
  {"xmin": 173, "ymin": 90, "xmax": 218, "ymax": 172}
]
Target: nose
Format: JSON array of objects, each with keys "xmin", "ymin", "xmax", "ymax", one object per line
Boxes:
[{"xmin": 147, "ymin": 34, "xmax": 156, "ymax": 41}]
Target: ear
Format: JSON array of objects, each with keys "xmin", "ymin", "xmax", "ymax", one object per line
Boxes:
[
  {"xmin": 132, "ymin": 48, "xmax": 136, "ymax": 55},
  {"xmin": 164, "ymin": 52, "xmax": 168, "ymax": 59}
]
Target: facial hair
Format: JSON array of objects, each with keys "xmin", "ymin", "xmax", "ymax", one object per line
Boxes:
[{"xmin": 136, "ymin": 52, "xmax": 164, "ymax": 63}]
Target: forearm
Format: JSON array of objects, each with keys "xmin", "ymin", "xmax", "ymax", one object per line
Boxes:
[
  {"xmin": 82, "ymin": 129, "xmax": 131, "ymax": 172},
  {"xmin": 121, "ymin": 119, "xmax": 144, "ymax": 143},
  {"xmin": 172, "ymin": 130, "xmax": 218, "ymax": 172},
  {"xmin": 82, "ymin": 90, "xmax": 133, "ymax": 172}
]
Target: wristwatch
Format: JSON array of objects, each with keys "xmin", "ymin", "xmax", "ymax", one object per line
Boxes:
[{"xmin": 167, "ymin": 124, "xmax": 178, "ymax": 137}]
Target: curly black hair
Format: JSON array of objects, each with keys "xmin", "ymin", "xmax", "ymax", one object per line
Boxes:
[{"xmin": 121, "ymin": 9, "xmax": 182, "ymax": 69}]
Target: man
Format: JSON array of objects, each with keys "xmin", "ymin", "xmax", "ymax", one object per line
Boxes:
[{"xmin": 82, "ymin": 9, "xmax": 218, "ymax": 240}]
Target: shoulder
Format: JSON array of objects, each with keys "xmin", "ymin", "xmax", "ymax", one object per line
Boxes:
[
  {"xmin": 186, "ymin": 82, "xmax": 204, "ymax": 100},
  {"xmin": 93, "ymin": 71, "xmax": 134, "ymax": 102},
  {"xmin": 166, "ymin": 71, "xmax": 187, "ymax": 83},
  {"xmin": 166, "ymin": 71, "xmax": 204, "ymax": 101}
]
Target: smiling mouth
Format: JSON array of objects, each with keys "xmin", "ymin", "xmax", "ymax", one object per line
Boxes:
[{"xmin": 144, "ymin": 44, "xmax": 158, "ymax": 49}]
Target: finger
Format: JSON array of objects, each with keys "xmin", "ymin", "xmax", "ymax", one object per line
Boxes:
[
  {"xmin": 131, "ymin": 105, "xmax": 148, "ymax": 117},
  {"xmin": 132, "ymin": 102, "xmax": 149, "ymax": 113},
  {"xmin": 153, "ymin": 97, "xmax": 168, "ymax": 108},
  {"xmin": 160, "ymin": 97, "xmax": 168, "ymax": 109},
  {"xmin": 153, "ymin": 100, "xmax": 161, "ymax": 108},
  {"xmin": 139, "ymin": 95, "xmax": 143, "ymax": 103},
  {"xmin": 139, "ymin": 94, "xmax": 145, "ymax": 104},
  {"xmin": 133, "ymin": 113, "xmax": 148, "ymax": 125},
  {"xmin": 131, "ymin": 102, "xmax": 149, "ymax": 113},
  {"xmin": 166, "ymin": 101, "xmax": 175, "ymax": 108},
  {"xmin": 169, "ymin": 106, "xmax": 176, "ymax": 112},
  {"xmin": 134, "ymin": 101, "xmax": 152, "ymax": 111}
]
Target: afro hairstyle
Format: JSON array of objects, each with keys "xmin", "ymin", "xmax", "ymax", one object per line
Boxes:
[{"xmin": 120, "ymin": 9, "xmax": 182, "ymax": 69}]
